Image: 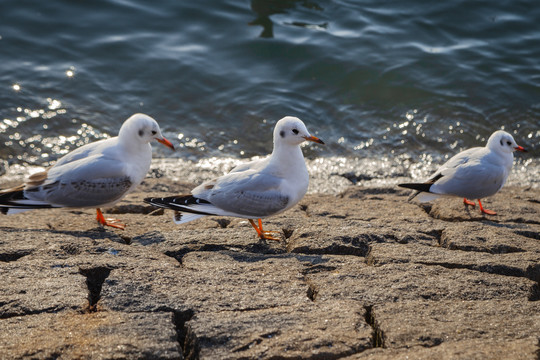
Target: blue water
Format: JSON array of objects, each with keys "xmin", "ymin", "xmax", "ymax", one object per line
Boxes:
[{"xmin": 1, "ymin": 0, "xmax": 539, "ymax": 191}]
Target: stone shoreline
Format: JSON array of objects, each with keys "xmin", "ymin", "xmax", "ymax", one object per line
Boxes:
[{"xmin": 1, "ymin": 178, "xmax": 539, "ymax": 359}]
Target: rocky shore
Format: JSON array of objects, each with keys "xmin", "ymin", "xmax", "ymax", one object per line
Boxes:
[{"xmin": 1, "ymin": 178, "xmax": 539, "ymax": 359}]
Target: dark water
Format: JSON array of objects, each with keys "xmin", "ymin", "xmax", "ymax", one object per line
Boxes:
[{"xmin": 1, "ymin": 0, "xmax": 539, "ymax": 192}]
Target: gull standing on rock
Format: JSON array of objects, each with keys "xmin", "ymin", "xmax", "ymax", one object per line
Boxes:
[
  {"xmin": 0, "ymin": 113, "xmax": 175, "ymax": 229},
  {"xmin": 145, "ymin": 116, "xmax": 324, "ymax": 240},
  {"xmin": 398, "ymin": 130, "xmax": 527, "ymax": 215}
]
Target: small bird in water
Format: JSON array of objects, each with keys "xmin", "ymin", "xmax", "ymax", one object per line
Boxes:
[
  {"xmin": 398, "ymin": 130, "xmax": 526, "ymax": 215},
  {"xmin": 145, "ymin": 116, "xmax": 324, "ymax": 240},
  {"xmin": 0, "ymin": 113, "xmax": 175, "ymax": 229}
]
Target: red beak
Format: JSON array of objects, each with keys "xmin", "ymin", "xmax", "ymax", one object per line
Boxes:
[
  {"xmin": 156, "ymin": 137, "xmax": 175, "ymax": 150},
  {"xmin": 514, "ymin": 145, "xmax": 527, "ymax": 153},
  {"xmin": 303, "ymin": 135, "xmax": 325, "ymax": 144}
]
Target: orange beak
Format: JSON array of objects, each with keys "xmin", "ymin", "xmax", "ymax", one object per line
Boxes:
[
  {"xmin": 303, "ymin": 135, "xmax": 325, "ymax": 144},
  {"xmin": 156, "ymin": 137, "xmax": 175, "ymax": 150},
  {"xmin": 514, "ymin": 145, "xmax": 527, "ymax": 153}
]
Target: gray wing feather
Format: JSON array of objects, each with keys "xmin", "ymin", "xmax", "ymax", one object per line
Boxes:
[
  {"xmin": 53, "ymin": 138, "xmax": 113, "ymax": 168},
  {"xmin": 209, "ymin": 188, "xmax": 289, "ymax": 217},
  {"xmin": 201, "ymin": 171, "xmax": 289, "ymax": 217},
  {"xmin": 433, "ymin": 158, "xmax": 506, "ymax": 199},
  {"xmin": 26, "ymin": 155, "xmax": 133, "ymax": 207},
  {"xmin": 40, "ymin": 177, "xmax": 132, "ymax": 207}
]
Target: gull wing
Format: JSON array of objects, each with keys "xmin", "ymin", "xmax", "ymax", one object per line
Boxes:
[
  {"xmin": 25, "ymin": 155, "xmax": 133, "ymax": 208},
  {"xmin": 198, "ymin": 170, "xmax": 290, "ymax": 218}
]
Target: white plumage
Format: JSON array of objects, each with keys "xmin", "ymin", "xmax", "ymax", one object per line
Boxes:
[
  {"xmin": 145, "ymin": 116, "xmax": 324, "ymax": 240},
  {"xmin": 0, "ymin": 113, "xmax": 174, "ymax": 228},
  {"xmin": 399, "ymin": 130, "xmax": 526, "ymax": 215}
]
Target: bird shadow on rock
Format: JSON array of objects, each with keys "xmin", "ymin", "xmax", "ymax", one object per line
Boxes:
[
  {"xmin": 225, "ymin": 249, "xmax": 332, "ymax": 267},
  {"xmin": 424, "ymin": 202, "xmax": 500, "ymax": 223},
  {"xmin": 44, "ymin": 227, "xmax": 127, "ymax": 244},
  {"xmin": 245, "ymin": 239, "xmax": 289, "ymax": 255},
  {"xmin": 0, "ymin": 226, "xmax": 118, "ymax": 240},
  {"xmin": 131, "ymin": 231, "xmax": 167, "ymax": 246}
]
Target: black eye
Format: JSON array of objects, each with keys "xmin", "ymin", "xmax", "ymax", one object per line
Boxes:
[
  {"xmin": 138, "ymin": 130, "xmax": 144, "ymax": 137},
  {"xmin": 292, "ymin": 129, "xmax": 299, "ymax": 135},
  {"xmin": 151, "ymin": 130, "xmax": 157, "ymax": 136},
  {"xmin": 506, "ymin": 141, "xmax": 511, "ymax": 146}
]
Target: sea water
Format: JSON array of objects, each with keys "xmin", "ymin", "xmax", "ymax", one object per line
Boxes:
[{"xmin": 1, "ymin": 0, "xmax": 539, "ymax": 193}]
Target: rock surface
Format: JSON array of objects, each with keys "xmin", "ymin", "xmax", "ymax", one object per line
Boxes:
[{"xmin": 1, "ymin": 179, "xmax": 539, "ymax": 359}]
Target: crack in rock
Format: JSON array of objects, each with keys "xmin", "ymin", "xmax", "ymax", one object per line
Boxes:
[
  {"xmin": 79, "ymin": 267, "xmax": 112, "ymax": 312},
  {"xmin": 416, "ymin": 261, "xmax": 540, "ymax": 301},
  {"xmin": 290, "ymin": 243, "xmax": 369, "ymax": 257},
  {"xmin": 301, "ymin": 264, "xmax": 338, "ymax": 275},
  {"xmin": 526, "ymin": 264, "xmax": 540, "ymax": 302},
  {"xmin": 232, "ymin": 338, "xmax": 262, "ymax": 353},
  {"xmin": 515, "ymin": 230, "xmax": 540, "ymax": 240},
  {"xmin": 282, "ymin": 228, "xmax": 294, "ymax": 239},
  {"xmin": 172, "ymin": 309, "xmax": 198, "ymax": 360},
  {"xmin": 289, "ymin": 235, "xmax": 371, "ymax": 257},
  {"xmin": 439, "ymin": 230, "xmax": 527, "ymax": 254},
  {"xmin": 306, "ymin": 281, "xmax": 318, "ymax": 302},
  {"xmin": 530, "ymin": 284, "xmax": 540, "ymax": 302},
  {"xmin": 0, "ymin": 306, "xmax": 63, "ymax": 320},
  {"xmin": 416, "ymin": 261, "xmax": 525, "ymax": 278},
  {"xmin": 0, "ymin": 250, "xmax": 32, "ymax": 262},
  {"xmin": 364, "ymin": 305, "xmax": 385, "ymax": 348},
  {"xmin": 443, "ymin": 243, "xmax": 526, "ymax": 254},
  {"xmin": 425, "ymin": 229, "xmax": 443, "ymax": 246}
]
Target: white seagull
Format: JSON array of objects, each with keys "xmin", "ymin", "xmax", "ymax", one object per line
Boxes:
[
  {"xmin": 399, "ymin": 130, "xmax": 527, "ymax": 215},
  {"xmin": 145, "ymin": 116, "xmax": 324, "ymax": 240},
  {"xmin": 0, "ymin": 113, "xmax": 175, "ymax": 229}
]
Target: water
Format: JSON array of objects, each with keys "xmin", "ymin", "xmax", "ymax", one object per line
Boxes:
[{"xmin": 1, "ymin": 0, "xmax": 539, "ymax": 193}]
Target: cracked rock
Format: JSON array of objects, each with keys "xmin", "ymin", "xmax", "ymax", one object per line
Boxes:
[{"xmin": 0, "ymin": 181, "xmax": 539, "ymax": 358}]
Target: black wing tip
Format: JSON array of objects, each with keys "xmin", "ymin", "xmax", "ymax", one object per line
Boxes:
[
  {"xmin": 143, "ymin": 197, "xmax": 174, "ymax": 210},
  {"xmin": 398, "ymin": 183, "xmax": 433, "ymax": 193},
  {"xmin": 144, "ymin": 195, "xmax": 211, "ymax": 205},
  {"xmin": 398, "ymin": 183, "xmax": 417, "ymax": 189},
  {"xmin": 143, "ymin": 195, "xmax": 215, "ymax": 216},
  {"xmin": 143, "ymin": 195, "xmax": 210, "ymax": 210}
]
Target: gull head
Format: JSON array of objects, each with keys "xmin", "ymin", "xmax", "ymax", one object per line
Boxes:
[
  {"xmin": 119, "ymin": 113, "xmax": 175, "ymax": 150},
  {"xmin": 273, "ymin": 116, "xmax": 324, "ymax": 147},
  {"xmin": 486, "ymin": 130, "xmax": 526, "ymax": 154}
]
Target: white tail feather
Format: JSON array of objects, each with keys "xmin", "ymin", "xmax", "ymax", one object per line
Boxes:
[
  {"xmin": 173, "ymin": 212, "xmax": 205, "ymax": 224},
  {"xmin": 5, "ymin": 208, "xmax": 34, "ymax": 215},
  {"xmin": 415, "ymin": 192, "xmax": 443, "ymax": 203}
]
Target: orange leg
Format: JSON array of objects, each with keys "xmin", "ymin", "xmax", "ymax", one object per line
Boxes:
[
  {"xmin": 249, "ymin": 219, "xmax": 281, "ymax": 241},
  {"xmin": 96, "ymin": 208, "xmax": 125, "ymax": 230},
  {"xmin": 463, "ymin": 198, "xmax": 476, "ymax": 207},
  {"xmin": 477, "ymin": 199, "xmax": 497, "ymax": 215}
]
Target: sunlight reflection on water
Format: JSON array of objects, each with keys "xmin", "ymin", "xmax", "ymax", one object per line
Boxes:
[
  {"xmin": 1, "ymin": 154, "xmax": 537, "ymax": 194},
  {"xmin": 1, "ymin": 0, "xmax": 538, "ymax": 191}
]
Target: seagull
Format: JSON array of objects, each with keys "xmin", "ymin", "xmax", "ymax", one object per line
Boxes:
[
  {"xmin": 144, "ymin": 116, "xmax": 324, "ymax": 240},
  {"xmin": 0, "ymin": 113, "xmax": 175, "ymax": 229},
  {"xmin": 398, "ymin": 130, "xmax": 527, "ymax": 215}
]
